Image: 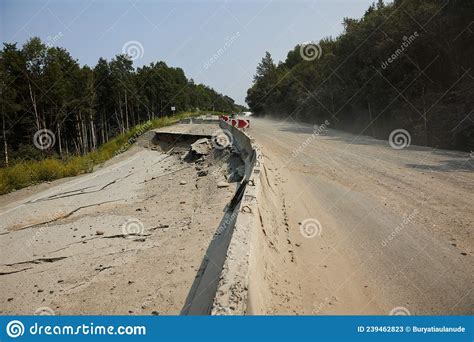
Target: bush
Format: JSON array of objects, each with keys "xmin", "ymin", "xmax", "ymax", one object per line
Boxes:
[
  {"xmin": 31, "ymin": 159, "xmax": 65, "ymax": 181},
  {"xmin": 0, "ymin": 162, "xmax": 34, "ymax": 193}
]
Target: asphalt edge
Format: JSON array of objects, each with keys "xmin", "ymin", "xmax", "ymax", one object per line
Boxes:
[{"xmin": 211, "ymin": 120, "xmax": 263, "ymax": 315}]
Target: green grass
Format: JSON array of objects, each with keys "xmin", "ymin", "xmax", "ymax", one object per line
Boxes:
[{"xmin": 0, "ymin": 111, "xmax": 207, "ymax": 195}]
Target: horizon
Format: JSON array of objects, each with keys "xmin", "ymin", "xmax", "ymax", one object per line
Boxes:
[{"xmin": 1, "ymin": 0, "xmax": 375, "ymax": 105}]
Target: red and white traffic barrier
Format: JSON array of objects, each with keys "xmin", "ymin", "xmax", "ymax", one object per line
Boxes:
[{"xmin": 220, "ymin": 116, "xmax": 250, "ymax": 129}]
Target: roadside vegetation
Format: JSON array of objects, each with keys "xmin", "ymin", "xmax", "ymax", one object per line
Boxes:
[
  {"xmin": 0, "ymin": 111, "xmax": 208, "ymax": 195},
  {"xmin": 0, "ymin": 37, "xmax": 244, "ymax": 168},
  {"xmin": 246, "ymin": 0, "xmax": 473, "ymax": 151},
  {"xmin": 0, "ymin": 35, "xmax": 243, "ymax": 195}
]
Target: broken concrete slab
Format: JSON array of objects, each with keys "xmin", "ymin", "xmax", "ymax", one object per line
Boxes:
[{"xmin": 190, "ymin": 138, "xmax": 211, "ymax": 155}]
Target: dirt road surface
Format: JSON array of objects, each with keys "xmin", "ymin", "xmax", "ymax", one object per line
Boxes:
[{"xmin": 248, "ymin": 117, "xmax": 473, "ymax": 315}]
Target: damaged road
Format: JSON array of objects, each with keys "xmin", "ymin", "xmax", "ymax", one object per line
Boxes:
[{"xmin": 0, "ymin": 124, "xmax": 244, "ymax": 315}]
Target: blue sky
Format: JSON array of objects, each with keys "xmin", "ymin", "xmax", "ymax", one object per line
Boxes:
[{"xmin": 1, "ymin": 0, "xmax": 375, "ymax": 105}]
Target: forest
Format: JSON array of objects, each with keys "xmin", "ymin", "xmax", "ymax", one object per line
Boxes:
[
  {"xmin": 0, "ymin": 37, "xmax": 242, "ymax": 166},
  {"xmin": 246, "ymin": 0, "xmax": 473, "ymax": 151}
]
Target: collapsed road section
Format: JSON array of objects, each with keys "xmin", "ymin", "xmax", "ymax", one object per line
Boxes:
[
  {"xmin": 0, "ymin": 120, "xmax": 246, "ymax": 315},
  {"xmin": 177, "ymin": 118, "xmax": 294, "ymax": 315}
]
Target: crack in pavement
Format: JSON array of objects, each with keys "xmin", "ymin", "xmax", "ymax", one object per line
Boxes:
[
  {"xmin": 140, "ymin": 166, "xmax": 191, "ymax": 184},
  {"xmin": 26, "ymin": 174, "xmax": 134, "ymax": 203},
  {"xmin": 10, "ymin": 199, "xmax": 124, "ymax": 232},
  {"xmin": 0, "ymin": 256, "xmax": 68, "ymax": 276},
  {"xmin": 3, "ymin": 256, "xmax": 68, "ymax": 267},
  {"xmin": 0, "ymin": 267, "xmax": 34, "ymax": 275}
]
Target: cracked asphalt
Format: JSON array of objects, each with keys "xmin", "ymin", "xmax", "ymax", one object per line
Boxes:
[{"xmin": 0, "ymin": 135, "xmax": 237, "ymax": 314}]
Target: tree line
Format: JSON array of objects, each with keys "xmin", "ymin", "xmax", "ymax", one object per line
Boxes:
[
  {"xmin": 246, "ymin": 0, "xmax": 473, "ymax": 151},
  {"xmin": 0, "ymin": 37, "xmax": 243, "ymax": 166}
]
